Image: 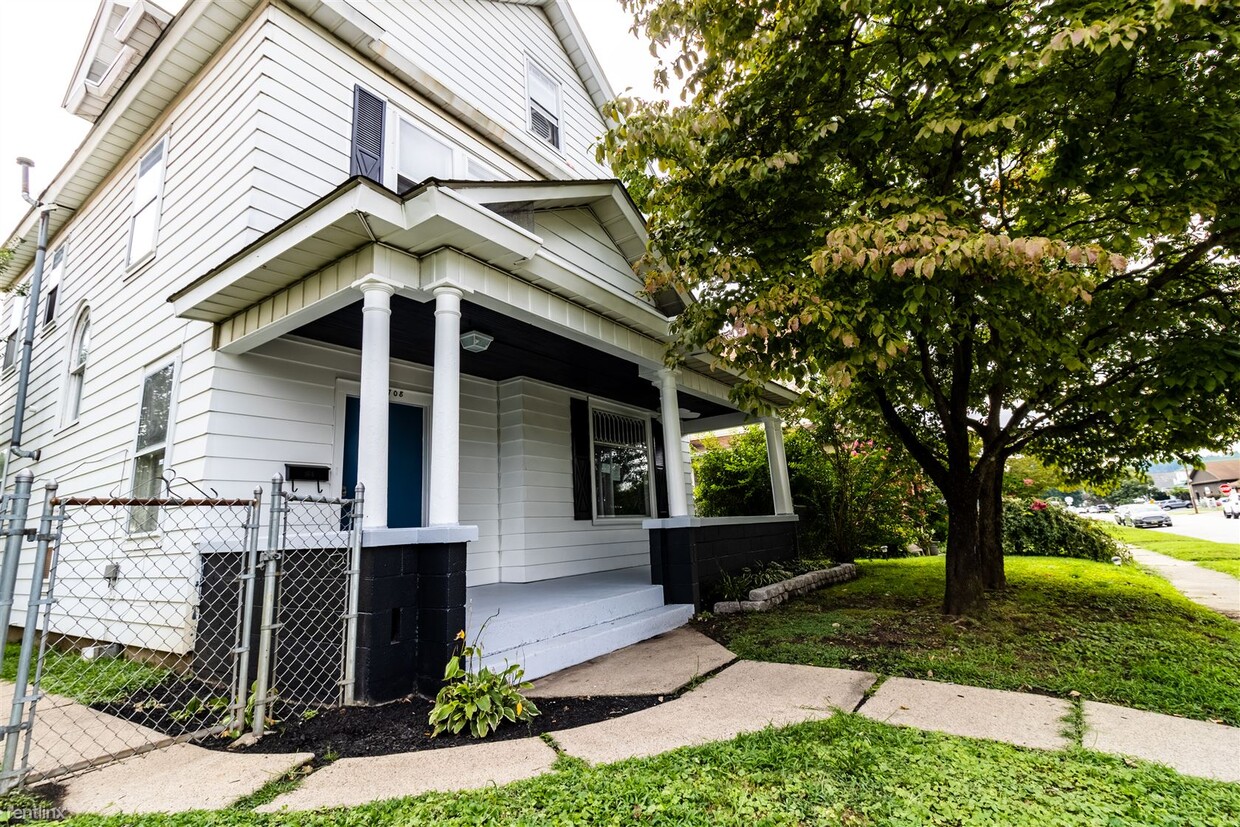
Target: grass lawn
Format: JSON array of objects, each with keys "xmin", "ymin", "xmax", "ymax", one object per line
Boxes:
[
  {"xmin": 700, "ymin": 556, "xmax": 1240, "ymax": 725},
  {"xmin": 30, "ymin": 715, "xmax": 1240, "ymax": 826},
  {"xmin": 1105, "ymin": 525, "xmax": 1240, "ymax": 579},
  {"xmin": 1, "ymin": 643, "xmax": 167, "ymax": 705}
]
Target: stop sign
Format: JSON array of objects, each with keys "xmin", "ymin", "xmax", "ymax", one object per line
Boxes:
[{"xmin": 1222, "ymin": 483, "xmax": 1233, "ymax": 495}]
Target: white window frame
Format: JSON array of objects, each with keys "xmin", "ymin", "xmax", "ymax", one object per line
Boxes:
[
  {"xmin": 62, "ymin": 306, "xmax": 90, "ymax": 427},
  {"xmin": 587, "ymin": 400, "xmax": 655, "ymax": 523},
  {"xmin": 127, "ymin": 357, "xmax": 179, "ymax": 534},
  {"xmin": 126, "ymin": 136, "xmax": 168, "ymax": 270},
  {"xmin": 3, "ymin": 283, "xmax": 29, "ymax": 374},
  {"xmin": 525, "ymin": 56, "xmax": 563, "ymax": 152},
  {"xmin": 385, "ymin": 108, "xmax": 500, "ymax": 191},
  {"xmin": 43, "ymin": 243, "xmax": 66, "ymax": 328}
]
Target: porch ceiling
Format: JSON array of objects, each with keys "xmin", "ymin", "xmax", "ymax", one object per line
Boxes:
[{"xmin": 294, "ymin": 296, "xmax": 736, "ymax": 419}]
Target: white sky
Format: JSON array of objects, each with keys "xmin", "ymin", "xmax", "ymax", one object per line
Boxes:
[{"xmin": 0, "ymin": 0, "xmax": 663, "ymax": 236}]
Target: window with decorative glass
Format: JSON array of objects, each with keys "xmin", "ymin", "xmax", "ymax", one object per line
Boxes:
[
  {"xmin": 64, "ymin": 311, "xmax": 90, "ymax": 423},
  {"xmin": 591, "ymin": 408, "xmax": 651, "ymax": 518},
  {"xmin": 129, "ymin": 361, "xmax": 175, "ymax": 533}
]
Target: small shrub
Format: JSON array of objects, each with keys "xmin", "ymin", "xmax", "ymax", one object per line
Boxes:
[
  {"xmin": 788, "ymin": 557, "xmax": 838, "ymax": 575},
  {"xmin": 709, "ymin": 561, "xmax": 795, "ymax": 604},
  {"xmin": 1002, "ymin": 498, "xmax": 1127, "ymax": 562},
  {"xmin": 429, "ymin": 630, "xmax": 539, "ymax": 738}
]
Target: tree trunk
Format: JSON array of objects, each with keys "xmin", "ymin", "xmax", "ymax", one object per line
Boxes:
[
  {"xmin": 978, "ymin": 461, "xmax": 1007, "ymax": 590},
  {"xmin": 943, "ymin": 480, "xmax": 985, "ymax": 615}
]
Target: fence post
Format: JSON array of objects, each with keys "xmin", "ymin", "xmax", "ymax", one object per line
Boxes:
[
  {"xmin": 0, "ymin": 480, "xmax": 56, "ymax": 793},
  {"xmin": 253, "ymin": 476, "xmax": 284, "ymax": 737},
  {"xmin": 343, "ymin": 483, "xmax": 364, "ymax": 706},
  {"xmin": 0, "ymin": 471, "xmax": 34, "ymax": 657},
  {"xmin": 229, "ymin": 487, "xmax": 263, "ymax": 733}
]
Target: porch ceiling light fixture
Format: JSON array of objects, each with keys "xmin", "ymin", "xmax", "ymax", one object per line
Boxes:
[
  {"xmin": 678, "ymin": 407, "xmax": 701, "ymax": 420},
  {"xmin": 460, "ymin": 330, "xmax": 494, "ymax": 353}
]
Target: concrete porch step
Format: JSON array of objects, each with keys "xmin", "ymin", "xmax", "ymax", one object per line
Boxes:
[
  {"xmin": 479, "ymin": 603, "xmax": 695, "ymax": 682},
  {"xmin": 468, "ymin": 581, "xmax": 667, "ymax": 656}
]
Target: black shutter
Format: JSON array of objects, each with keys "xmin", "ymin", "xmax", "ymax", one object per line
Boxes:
[
  {"xmin": 570, "ymin": 398, "xmax": 592, "ymax": 520},
  {"xmin": 350, "ymin": 86, "xmax": 385, "ymax": 184},
  {"xmin": 651, "ymin": 419, "xmax": 670, "ymax": 519}
]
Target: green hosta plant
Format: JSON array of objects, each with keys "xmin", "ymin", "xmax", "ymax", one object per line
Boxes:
[{"xmin": 429, "ymin": 629, "xmax": 539, "ymax": 738}]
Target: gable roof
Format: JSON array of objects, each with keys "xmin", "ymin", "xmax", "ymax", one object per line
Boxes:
[
  {"xmin": 3, "ymin": 0, "xmax": 620, "ymax": 287},
  {"xmin": 1188, "ymin": 459, "xmax": 1240, "ymax": 485},
  {"xmin": 62, "ymin": 0, "xmax": 173, "ymax": 122}
]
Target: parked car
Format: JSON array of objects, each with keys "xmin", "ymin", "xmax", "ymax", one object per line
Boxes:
[
  {"xmin": 1224, "ymin": 492, "xmax": 1239, "ymax": 519},
  {"xmin": 1159, "ymin": 498, "xmax": 1192, "ymax": 510},
  {"xmin": 1121, "ymin": 505, "xmax": 1173, "ymax": 528},
  {"xmin": 1095, "ymin": 503, "xmax": 1113, "ymax": 513},
  {"xmin": 1113, "ymin": 505, "xmax": 1133, "ymax": 524}
]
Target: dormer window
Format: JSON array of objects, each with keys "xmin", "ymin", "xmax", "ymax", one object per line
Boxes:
[{"xmin": 527, "ymin": 60, "xmax": 561, "ymax": 150}]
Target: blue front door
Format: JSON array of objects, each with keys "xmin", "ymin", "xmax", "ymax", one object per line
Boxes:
[{"xmin": 342, "ymin": 396, "xmax": 425, "ymax": 528}]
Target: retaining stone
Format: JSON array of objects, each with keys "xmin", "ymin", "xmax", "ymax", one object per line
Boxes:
[{"xmin": 714, "ymin": 564, "xmax": 859, "ymax": 614}]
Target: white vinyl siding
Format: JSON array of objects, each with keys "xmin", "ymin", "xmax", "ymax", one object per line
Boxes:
[{"xmin": 353, "ymin": 0, "xmax": 611, "ymax": 178}]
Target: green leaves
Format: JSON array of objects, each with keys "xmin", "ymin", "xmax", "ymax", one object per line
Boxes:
[{"xmin": 429, "ymin": 636, "xmax": 539, "ymax": 739}]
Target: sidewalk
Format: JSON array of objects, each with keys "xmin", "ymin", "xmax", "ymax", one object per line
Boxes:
[
  {"xmin": 1128, "ymin": 547, "xmax": 1240, "ymax": 619},
  {"xmin": 50, "ymin": 629, "xmax": 1240, "ymax": 815}
]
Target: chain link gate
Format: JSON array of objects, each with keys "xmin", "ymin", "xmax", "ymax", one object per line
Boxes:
[
  {"xmin": 235, "ymin": 477, "xmax": 363, "ymax": 738},
  {"xmin": 0, "ymin": 475, "xmax": 362, "ymax": 790}
]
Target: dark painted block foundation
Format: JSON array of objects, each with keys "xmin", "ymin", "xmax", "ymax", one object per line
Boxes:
[
  {"xmin": 649, "ymin": 520, "xmax": 799, "ymax": 610},
  {"xmin": 355, "ymin": 542, "xmax": 467, "ymax": 703}
]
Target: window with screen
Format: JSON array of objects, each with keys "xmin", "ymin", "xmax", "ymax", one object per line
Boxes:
[{"xmin": 592, "ymin": 408, "xmax": 651, "ymax": 518}]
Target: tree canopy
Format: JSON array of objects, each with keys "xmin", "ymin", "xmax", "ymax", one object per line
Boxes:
[{"xmin": 604, "ymin": 0, "xmax": 1240, "ymax": 613}]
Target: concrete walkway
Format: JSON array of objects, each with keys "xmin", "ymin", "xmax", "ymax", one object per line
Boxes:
[
  {"xmin": 45, "ymin": 630, "xmax": 1240, "ymax": 815},
  {"xmin": 1129, "ymin": 548, "xmax": 1240, "ymax": 619}
]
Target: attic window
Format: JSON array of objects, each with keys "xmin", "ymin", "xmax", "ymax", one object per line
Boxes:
[
  {"xmin": 86, "ymin": 57, "xmax": 111, "ymax": 84},
  {"xmin": 527, "ymin": 60, "xmax": 561, "ymax": 150}
]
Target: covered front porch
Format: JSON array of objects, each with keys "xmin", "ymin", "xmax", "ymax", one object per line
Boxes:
[{"xmin": 172, "ymin": 176, "xmax": 800, "ymax": 699}]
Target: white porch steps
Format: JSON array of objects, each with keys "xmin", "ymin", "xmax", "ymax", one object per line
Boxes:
[{"xmin": 466, "ymin": 570, "xmax": 693, "ymax": 682}]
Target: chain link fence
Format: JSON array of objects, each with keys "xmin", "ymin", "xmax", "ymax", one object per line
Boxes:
[
  {"xmin": 5, "ymin": 488, "xmax": 259, "ymax": 787},
  {"xmin": 0, "ymin": 475, "xmax": 362, "ymax": 790}
]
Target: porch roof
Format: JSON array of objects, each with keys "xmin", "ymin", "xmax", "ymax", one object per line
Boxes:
[
  {"xmin": 169, "ymin": 176, "xmax": 672, "ymax": 333},
  {"xmin": 168, "ymin": 176, "xmax": 797, "ymax": 410}
]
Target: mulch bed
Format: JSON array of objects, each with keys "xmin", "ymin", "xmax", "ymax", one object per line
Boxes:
[
  {"xmin": 94, "ymin": 678, "xmax": 667, "ymax": 758},
  {"xmin": 214, "ymin": 694, "xmax": 666, "ymax": 758},
  {"xmin": 91, "ymin": 676, "xmax": 236, "ymax": 739}
]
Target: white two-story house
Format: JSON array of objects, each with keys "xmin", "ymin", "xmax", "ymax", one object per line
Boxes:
[{"xmin": 1, "ymin": 0, "xmax": 798, "ymax": 701}]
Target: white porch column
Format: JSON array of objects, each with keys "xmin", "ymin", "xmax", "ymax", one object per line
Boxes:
[
  {"xmin": 428, "ymin": 285, "xmax": 463, "ymax": 525},
  {"xmin": 656, "ymin": 368, "xmax": 690, "ymax": 517},
  {"xmin": 355, "ymin": 277, "xmax": 396, "ymax": 528},
  {"xmin": 763, "ymin": 415, "xmax": 795, "ymax": 515}
]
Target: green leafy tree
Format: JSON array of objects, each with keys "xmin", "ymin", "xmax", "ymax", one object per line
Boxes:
[{"xmin": 605, "ymin": 0, "xmax": 1240, "ymax": 613}]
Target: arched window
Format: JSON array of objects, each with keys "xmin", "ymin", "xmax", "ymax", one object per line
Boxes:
[{"xmin": 65, "ymin": 310, "xmax": 90, "ymax": 423}]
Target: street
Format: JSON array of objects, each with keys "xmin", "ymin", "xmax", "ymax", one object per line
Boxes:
[{"xmin": 1091, "ymin": 509, "xmax": 1240, "ymax": 544}]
